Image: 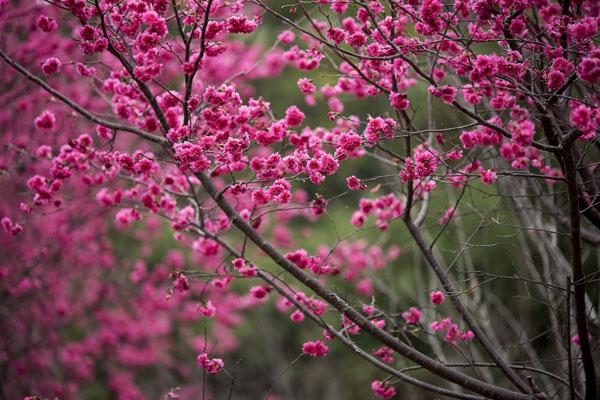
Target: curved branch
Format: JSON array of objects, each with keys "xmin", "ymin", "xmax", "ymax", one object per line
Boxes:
[
  {"xmin": 202, "ymin": 229, "xmax": 487, "ymax": 400},
  {"xmin": 404, "ymin": 219, "xmax": 534, "ymax": 395},
  {"xmin": 0, "ymin": 49, "xmax": 169, "ymax": 146},
  {"xmin": 194, "ymin": 170, "xmax": 536, "ymax": 400}
]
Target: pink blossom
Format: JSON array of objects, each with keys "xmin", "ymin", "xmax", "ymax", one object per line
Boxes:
[
  {"xmin": 351, "ymin": 211, "xmax": 366, "ymax": 228},
  {"xmin": 429, "ymin": 85, "xmax": 457, "ymax": 104},
  {"xmin": 362, "ymin": 305, "xmax": 375, "ymax": 315},
  {"xmin": 290, "ymin": 309, "xmax": 305, "ymax": 323},
  {"xmin": 34, "ymin": 110, "xmax": 56, "ymax": 131},
  {"xmin": 250, "ymin": 286, "xmax": 271, "ymax": 299},
  {"xmin": 346, "ymin": 175, "xmax": 366, "ymax": 190},
  {"xmin": 227, "ymin": 16, "xmax": 258, "ymax": 34},
  {"xmin": 298, "ymin": 78, "xmax": 316, "ymax": 95},
  {"xmin": 331, "ymin": 0, "xmax": 349, "ymax": 14},
  {"xmin": 430, "ymin": 318, "xmax": 474, "ymax": 345},
  {"xmin": 347, "ymin": 32, "xmax": 366, "ymax": 47},
  {"xmin": 389, "ymin": 92, "xmax": 410, "ymax": 111},
  {"xmin": 284, "ymin": 106, "xmax": 305, "ymax": 127},
  {"xmin": 373, "ymin": 347, "xmax": 394, "ymax": 364},
  {"xmin": 173, "ymin": 273, "xmax": 189, "ymax": 292},
  {"xmin": 570, "ymin": 104, "xmax": 597, "ymax": 133},
  {"xmin": 577, "ymin": 57, "xmax": 600, "ymax": 84},
  {"xmin": 196, "ymin": 353, "xmax": 224, "ymax": 375},
  {"xmin": 439, "ymin": 208, "xmax": 455, "ymax": 225},
  {"xmin": 326, "ymin": 27, "xmax": 346, "ymax": 45},
  {"xmin": 430, "ymin": 291, "xmax": 445, "ymax": 305},
  {"xmin": 115, "ymin": 208, "xmax": 140, "ymax": 227},
  {"xmin": 401, "ymin": 307, "xmax": 422, "ymax": 325},
  {"xmin": 37, "ymin": 15, "xmax": 58, "ymax": 32},
  {"xmin": 41, "ymin": 57, "xmax": 62, "ymax": 76},
  {"xmin": 1, "ymin": 217, "xmax": 23, "ymax": 236},
  {"xmin": 479, "ymin": 168, "xmax": 497, "ymax": 185},
  {"xmin": 371, "ymin": 380, "xmax": 396, "ymax": 399},
  {"xmin": 364, "ymin": 117, "xmax": 397, "ymax": 143},
  {"xmin": 277, "ymin": 30, "xmax": 295, "ymax": 44},
  {"xmin": 301, "ymin": 340, "xmax": 329, "ymax": 357}
]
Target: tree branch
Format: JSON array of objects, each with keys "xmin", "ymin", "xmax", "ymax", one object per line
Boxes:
[
  {"xmin": 0, "ymin": 49, "xmax": 169, "ymax": 146},
  {"xmin": 194, "ymin": 170, "xmax": 537, "ymax": 400}
]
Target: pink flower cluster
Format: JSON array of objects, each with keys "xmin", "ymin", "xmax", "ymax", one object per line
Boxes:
[
  {"xmin": 364, "ymin": 116, "xmax": 397, "ymax": 143},
  {"xmin": 301, "ymin": 340, "xmax": 329, "ymax": 357},
  {"xmin": 371, "ymin": 380, "xmax": 396, "ymax": 399},
  {"xmin": 400, "ymin": 147, "xmax": 441, "ymax": 182},
  {"xmin": 196, "ymin": 353, "xmax": 224, "ymax": 375},
  {"xmin": 402, "ymin": 307, "xmax": 422, "ymax": 325},
  {"xmin": 430, "ymin": 291, "xmax": 445, "ymax": 305},
  {"xmin": 430, "ymin": 318, "xmax": 475, "ymax": 345},
  {"xmin": 351, "ymin": 194, "xmax": 405, "ymax": 230}
]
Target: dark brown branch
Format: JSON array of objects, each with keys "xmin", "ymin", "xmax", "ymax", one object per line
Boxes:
[
  {"xmin": 566, "ymin": 276, "xmax": 575, "ymax": 400},
  {"xmin": 563, "ymin": 145, "xmax": 597, "ymax": 400}
]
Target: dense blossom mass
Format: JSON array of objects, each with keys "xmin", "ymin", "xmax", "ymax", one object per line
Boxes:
[{"xmin": 0, "ymin": 0, "xmax": 599, "ymax": 399}]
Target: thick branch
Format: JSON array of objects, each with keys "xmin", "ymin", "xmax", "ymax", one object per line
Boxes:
[
  {"xmin": 202, "ymin": 230, "xmax": 487, "ymax": 400},
  {"xmin": 195, "ymin": 171, "xmax": 536, "ymax": 400},
  {"xmin": 563, "ymin": 146, "xmax": 597, "ymax": 400}
]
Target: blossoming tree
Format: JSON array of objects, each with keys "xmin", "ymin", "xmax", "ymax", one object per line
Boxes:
[{"xmin": 1, "ymin": 0, "xmax": 599, "ymax": 399}]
